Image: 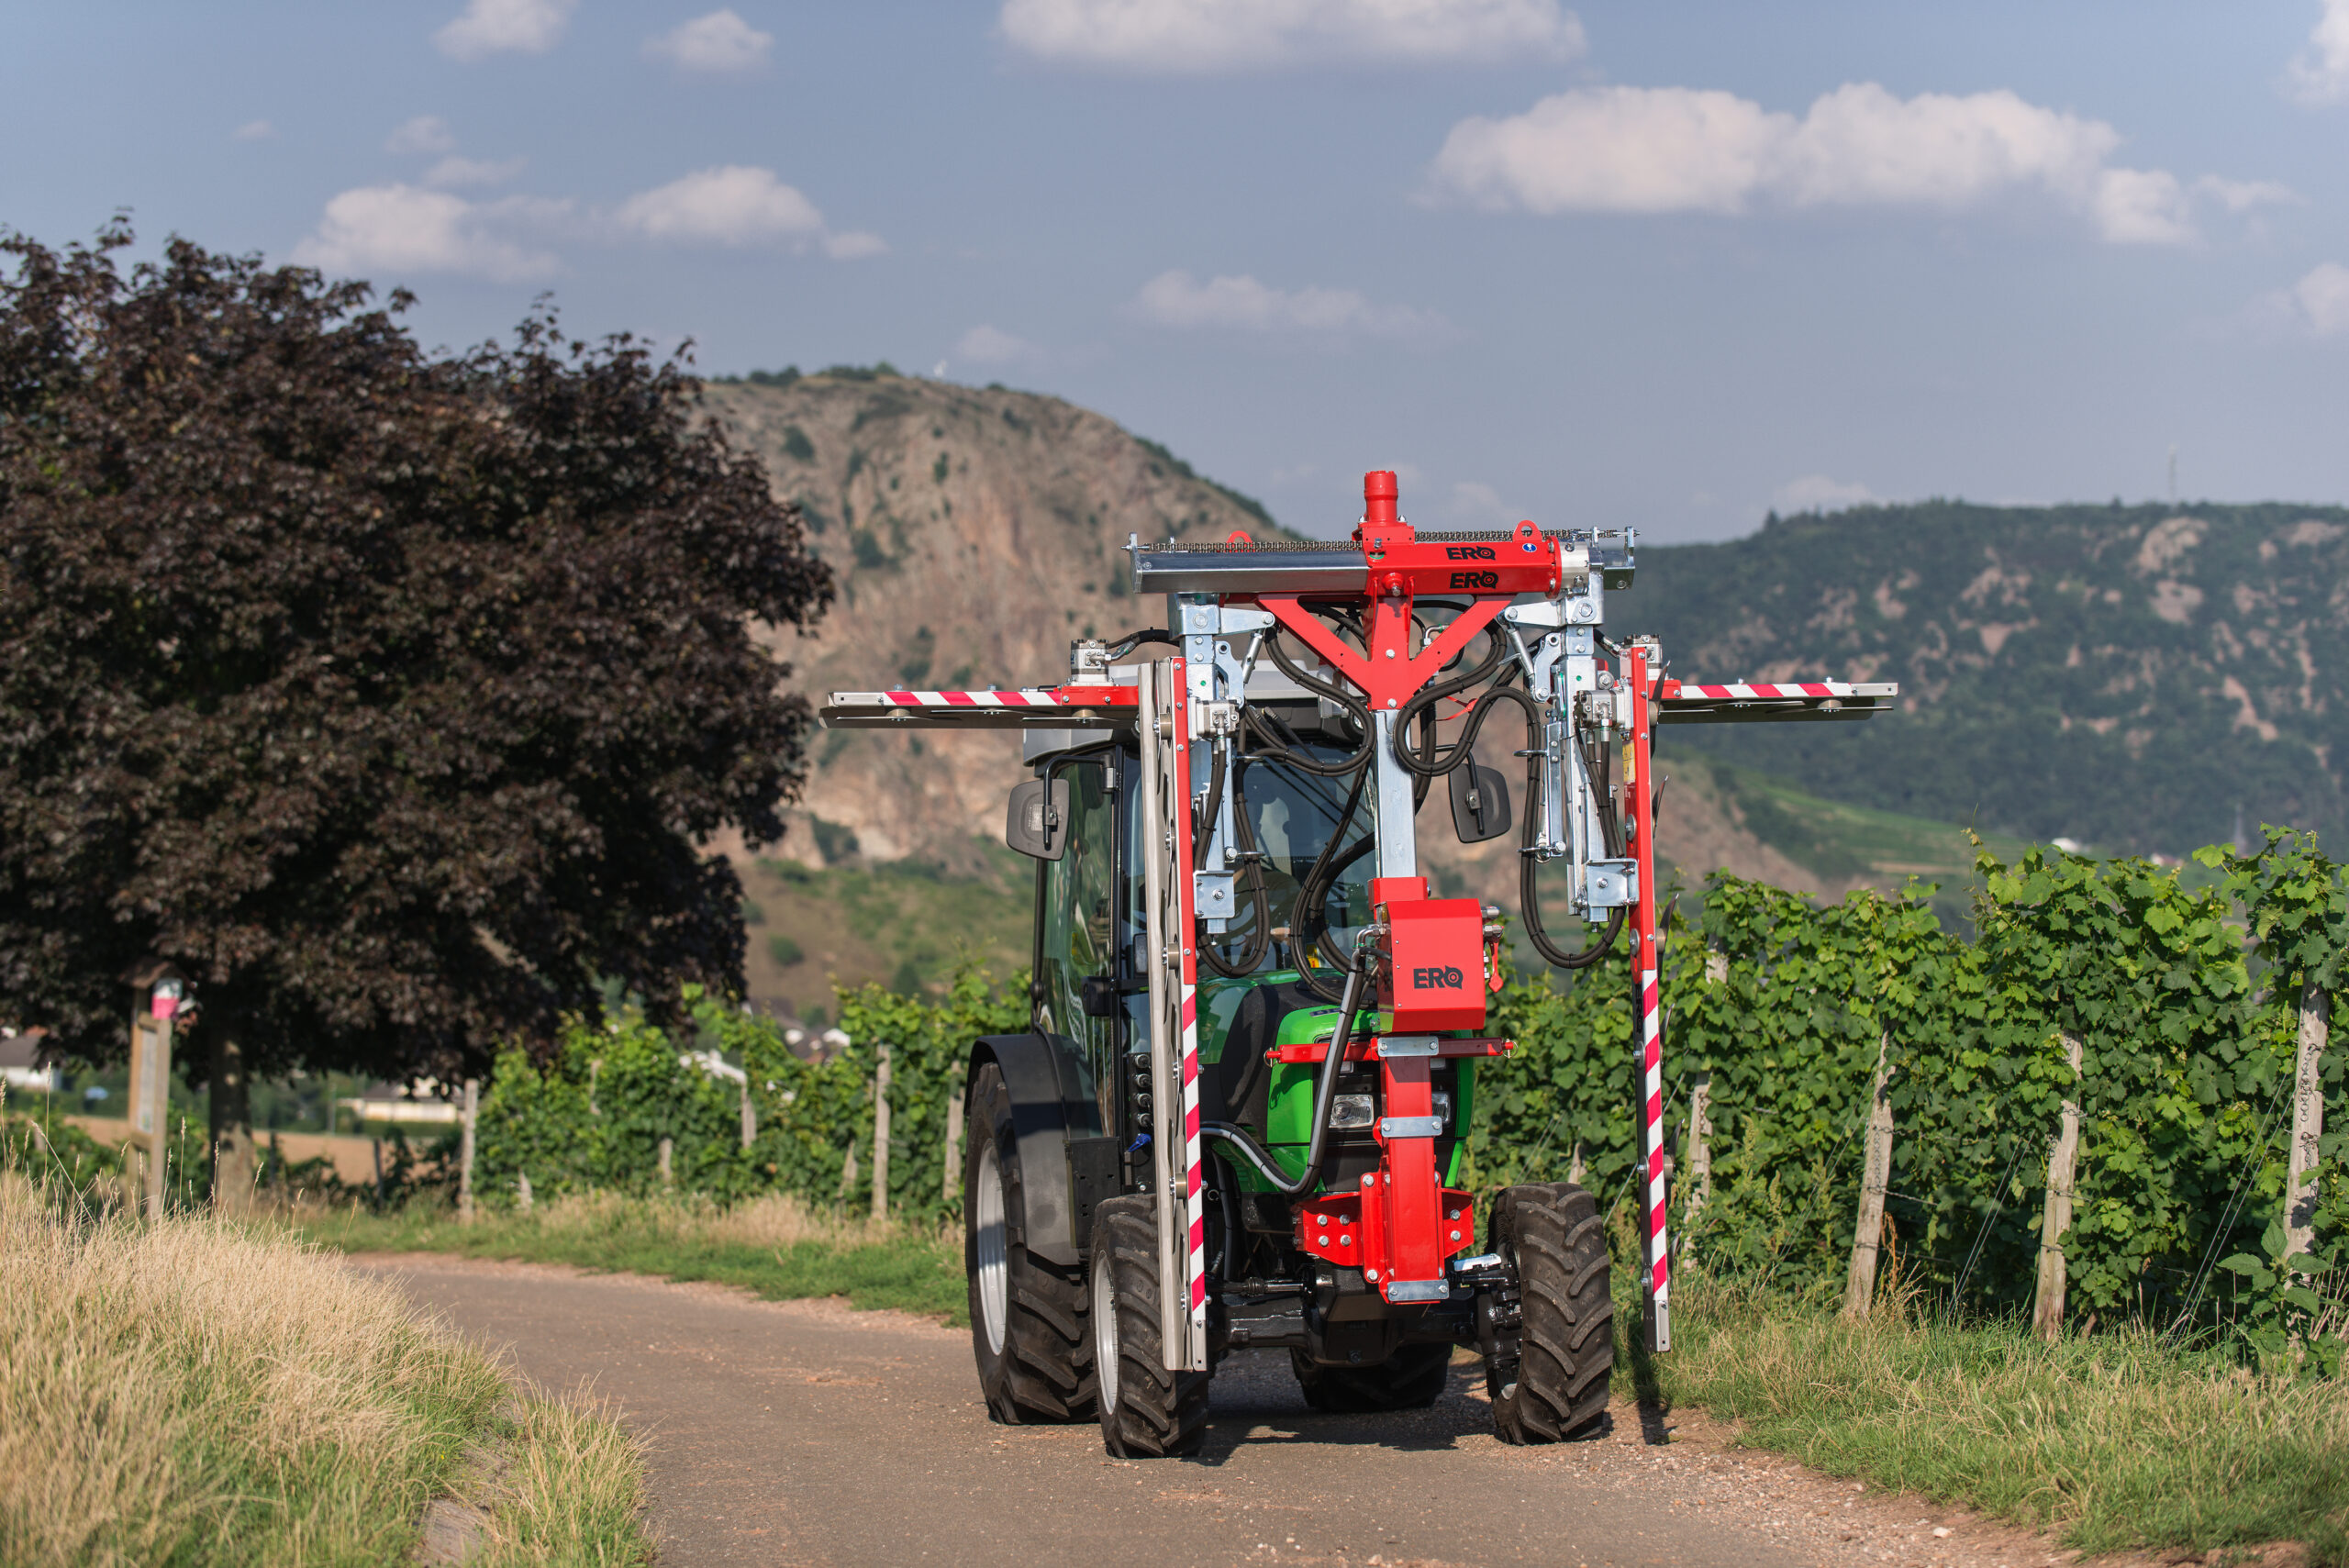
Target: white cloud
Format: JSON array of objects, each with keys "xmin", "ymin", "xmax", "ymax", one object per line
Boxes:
[
  {"xmin": 1776, "ymin": 83, "xmax": 2115, "ymax": 207},
  {"xmin": 1132, "ymin": 270, "xmax": 1445, "ymax": 338},
  {"xmin": 955, "ymin": 325, "xmax": 1041, "ymax": 364},
  {"xmin": 387, "ymin": 115, "xmax": 459, "ymax": 155},
  {"xmin": 1000, "ymin": 0, "xmax": 1584, "ymax": 71},
  {"xmin": 2289, "ymin": 262, "xmax": 2349, "ymax": 336},
  {"xmin": 1429, "ymin": 80, "xmax": 2272, "ymax": 246},
  {"xmin": 614, "ymin": 166, "xmax": 884, "ymax": 258},
  {"xmin": 293, "ymin": 185, "xmax": 561, "ymax": 282},
  {"xmin": 232, "ymin": 119, "xmax": 275, "ymax": 141},
  {"xmin": 646, "ymin": 9, "xmax": 774, "ymax": 72},
  {"xmin": 425, "ymin": 154, "xmax": 528, "ymax": 188},
  {"xmin": 2195, "ymin": 175, "xmax": 2300, "ymax": 213},
  {"xmin": 1431, "ymin": 85, "xmax": 1783, "ymax": 214},
  {"xmin": 2288, "ymin": 0, "xmax": 2349, "ymax": 103},
  {"xmin": 1773, "ymin": 474, "xmax": 1878, "ymax": 514},
  {"xmin": 2091, "ymin": 168, "xmax": 2194, "ymax": 246},
  {"xmin": 434, "ymin": 0, "xmax": 575, "ymax": 61}
]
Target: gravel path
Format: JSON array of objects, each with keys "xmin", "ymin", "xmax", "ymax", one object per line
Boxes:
[{"xmin": 347, "ymin": 1253, "xmax": 2213, "ymax": 1568}]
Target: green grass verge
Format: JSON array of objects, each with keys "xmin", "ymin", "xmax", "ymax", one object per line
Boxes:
[
  {"xmin": 296, "ymin": 1195, "xmax": 971, "ymax": 1327},
  {"xmin": 1622, "ymin": 1274, "xmax": 2349, "ymax": 1563}
]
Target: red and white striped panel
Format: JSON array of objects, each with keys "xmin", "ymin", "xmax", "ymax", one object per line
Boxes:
[
  {"xmin": 1164, "ymin": 665, "xmax": 1209, "ymax": 1351},
  {"xmin": 879, "ymin": 688, "xmax": 1065, "ymax": 707},
  {"xmin": 1181, "ymin": 985, "xmax": 1206, "ymax": 1329},
  {"xmin": 1641, "ymin": 965, "xmax": 1669, "ymax": 1308},
  {"xmin": 1670, "ymin": 681, "xmax": 1855, "ymax": 701}
]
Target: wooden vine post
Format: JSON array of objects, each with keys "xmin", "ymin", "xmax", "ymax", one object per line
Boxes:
[
  {"xmin": 740, "ymin": 1075, "xmax": 756, "ymax": 1151},
  {"xmin": 1842, "ymin": 1032, "xmax": 1896, "ymax": 1318},
  {"xmin": 1684, "ymin": 1073, "xmax": 1713, "ymax": 1229},
  {"xmin": 870, "ymin": 1041, "xmax": 892, "ymax": 1222},
  {"xmin": 1681, "ymin": 950, "xmax": 1723, "ymax": 1241},
  {"xmin": 457, "ymin": 1077, "xmax": 478, "ymax": 1225},
  {"xmin": 943, "ymin": 1083, "xmax": 964, "ymax": 1207},
  {"xmin": 2032, "ymin": 1030, "xmax": 2086, "ymax": 1340},
  {"xmin": 2287, "ymin": 981, "xmax": 2328, "ymax": 1262}
]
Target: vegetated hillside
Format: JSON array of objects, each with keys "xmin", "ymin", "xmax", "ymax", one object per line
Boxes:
[
  {"xmin": 1636, "ymin": 501, "xmax": 2349, "ymax": 856},
  {"xmin": 701, "ymin": 372, "xmax": 2091, "ymax": 1012},
  {"xmin": 701, "ymin": 368, "xmax": 1294, "ymax": 1016}
]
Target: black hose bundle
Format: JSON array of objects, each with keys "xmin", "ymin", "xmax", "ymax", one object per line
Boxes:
[
  {"xmin": 1389, "ymin": 658, "xmax": 1625, "ymax": 973},
  {"xmin": 1196, "ymin": 745, "xmax": 1274, "ymax": 979}
]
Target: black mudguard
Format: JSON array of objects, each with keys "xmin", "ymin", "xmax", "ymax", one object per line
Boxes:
[{"xmin": 972, "ymin": 1032, "xmax": 1081, "ymax": 1268}]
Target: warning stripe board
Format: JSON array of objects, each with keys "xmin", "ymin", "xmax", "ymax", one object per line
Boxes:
[
  {"xmin": 1654, "ymin": 677, "xmax": 1897, "ymax": 727},
  {"xmin": 818, "ymin": 685, "xmax": 1140, "ymax": 728}
]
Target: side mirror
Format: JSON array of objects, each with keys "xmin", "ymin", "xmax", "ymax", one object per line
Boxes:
[
  {"xmin": 1449, "ymin": 762, "xmax": 1512, "ymax": 844},
  {"xmin": 1006, "ymin": 777, "xmax": 1070, "ymax": 860}
]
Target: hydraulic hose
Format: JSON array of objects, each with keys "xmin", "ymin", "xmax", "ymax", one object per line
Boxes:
[
  {"xmin": 1106, "ymin": 627, "xmax": 1177, "ymax": 659},
  {"xmin": 1198, "ymin": 747, "xmax": 1275, "ymax": 978},
  {"xmin": 1277, "ymin": 760, "xmax": 1372, "ymax": 1002},
  {"xmin": 1392, "ymin": 665, "xmax": 1625, "ymax": 972},
  {"xmin": 1523, "ymin": 724, "xmax": 1625, "ymax": 971},
  {"xmin": 1199, "ymin": 937, "xmax": 1372, "ymax": 1197},
  {"xmin": 1259, "ymin": 629, "xmax": 1373, "ymax": 777}
]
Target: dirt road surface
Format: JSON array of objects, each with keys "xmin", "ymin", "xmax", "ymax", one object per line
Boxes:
[{"xmin": 350, "ymin": 1254, "xmax": 2084, "ymax": 1568}]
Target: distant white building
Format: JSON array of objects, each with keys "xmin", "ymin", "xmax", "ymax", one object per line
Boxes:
[
  {"xmin": 0, "ymin": 1030, "xmax": 58, "ymax": 1095},
  {"xmin": 336, "ymin": 1079, "xmax": 460, "ymax": 1126}
]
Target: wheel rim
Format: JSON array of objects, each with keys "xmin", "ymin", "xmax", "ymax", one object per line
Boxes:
[
  {"xmin": 1092, "ymin": 1245, "xmax": 1119, "ymax": 1413},
  {"xmin": 974, "ymin": 1140, "xmax": 1009, "ymax": 1357}
]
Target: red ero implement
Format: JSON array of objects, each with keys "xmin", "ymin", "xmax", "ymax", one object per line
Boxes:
[{"xmin": 821, "ymin": 471, "xmax": 1893, "ymax": 1456}]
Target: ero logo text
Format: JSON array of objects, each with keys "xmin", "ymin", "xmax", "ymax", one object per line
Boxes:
[
  {"xmin": 1411, "ymin": 965, "xmax": 1465, "ymax": 990},
  {"xmin": 1449, "ymin": 571, "xmax": 1499, "ymax": 590},
  {"xmin": 1443, "ymin": 546, "xmax": 1497, "ymax": 562}
]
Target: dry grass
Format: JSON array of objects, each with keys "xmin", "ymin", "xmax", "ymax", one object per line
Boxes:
[
  {"xmin": 516, "ymin": 1187, "xmax": 889, "ymax": 1250},
  {"xmin": 474, "ymin": 1391, "xmax": 651, "ymax": 1568},
  {"xmin": 0, "ymin": 1173, "xmax": 652, "ymax": 1566}
]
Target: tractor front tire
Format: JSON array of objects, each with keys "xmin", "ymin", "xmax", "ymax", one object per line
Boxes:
[
  {"xmin": 1289, "ymin": 1343, "xmax": 1453, "ymax": 1412},
  {"xmin": 1091, "ymin": 1195, "xmax": 1210, "ymax": 1458},
  {"xmin": 1489, "ymin": 1182, "xmax": 1613, "ymax": 1444},
  {"xmin": 966, "ymin": 1062, "xmax": 1095, "ymax": 1424}
]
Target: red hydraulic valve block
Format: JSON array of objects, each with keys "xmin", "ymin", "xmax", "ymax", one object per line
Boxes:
[{"xmin": 1372, "ymin": 877, "xmax": 1488, "ymax": 1033}]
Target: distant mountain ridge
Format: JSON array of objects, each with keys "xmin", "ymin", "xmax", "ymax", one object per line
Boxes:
[
  {"xmin": 1636, "ymin": 501, "xmax": 2349, "ymax": 854},
  {"xmin": 700, "ymin": 370, "xmax": 2346, "ymax": 1010}
]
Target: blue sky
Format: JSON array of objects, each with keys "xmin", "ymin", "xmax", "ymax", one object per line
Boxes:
[{"xmin": 5, "ymin": 1, "xmax": 2346, "ymax": 542}]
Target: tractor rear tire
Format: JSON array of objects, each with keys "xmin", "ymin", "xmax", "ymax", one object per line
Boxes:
[
  {"xmin": 1290, "ymin": 1342, "xmax": 1453, "ymax": 1412},
  {"xmin": 966, "ymin": 1062, "xmax": 1095, "ymax": 1424},
  {"xmin": 1091, "ymin": 1195, "xmax": 1210, "ymax": 1458},
  {"xmin": 1489, "ymin": 1182, "xmax": 1613, "ymax": 1444}
]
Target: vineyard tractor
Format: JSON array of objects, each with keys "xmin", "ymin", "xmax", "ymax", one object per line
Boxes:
[{"xmin": 820, "ymin": 472, "xmax": 1895, "ymax": 1455}]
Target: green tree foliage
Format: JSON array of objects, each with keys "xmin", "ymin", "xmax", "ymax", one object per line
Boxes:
[
  {"xmin": 473, "ymin": 970, "xmax": 1025, "ymax": 1222},
  {"xmin": 0, "ymin": 226, "xmax": 833, "ymax": 1099}
]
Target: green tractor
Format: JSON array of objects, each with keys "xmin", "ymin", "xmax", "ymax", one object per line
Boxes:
[{"xmin": 821, "ymin": 471, "xmax": 1892, "ymax": 1455}]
